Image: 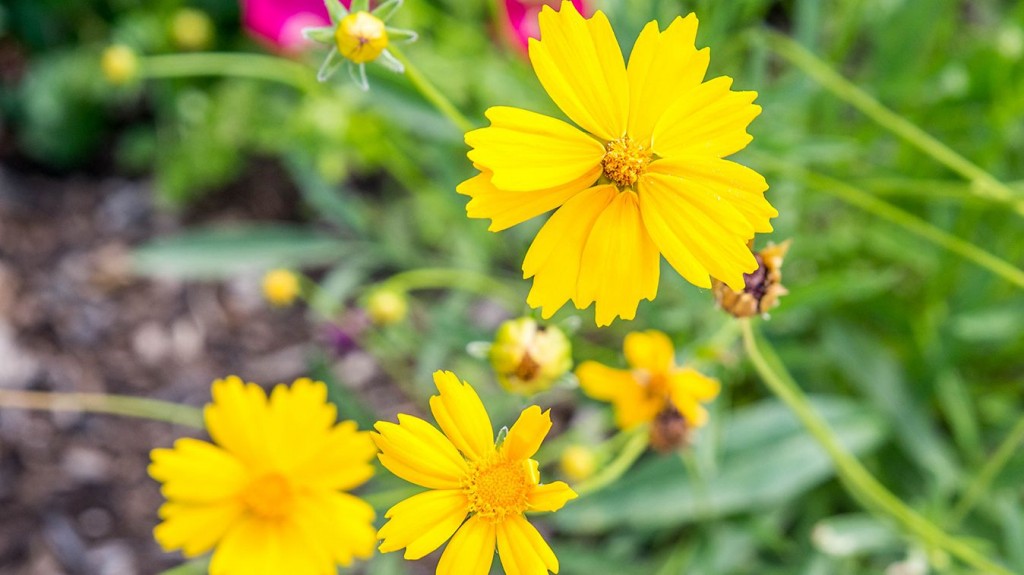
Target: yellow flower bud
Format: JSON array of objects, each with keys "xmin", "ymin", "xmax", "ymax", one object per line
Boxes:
[
  {"xmin": 335, "ymin": 11, "xmax": 388, "ymax": 64},
  {"xmin": 171, "ymin": 8, "xmax": 215, "ymax": 51},
  {"xmin": 366, "ymin": 288, "xmax": 408, "ymax": 325},
  {"xmin": 101, "ymin": 45, "xmax": 139, "ymax": 85},
  {"xmin": 560, "ymin": 445, "xmax": 596, "ymax": 483},
  {"xmin": 262, "ymin": 269, "xmax": 301, "ymax": 307},
  {"xmin": 489, "ymin": 318, "xmax": 572, "ymax": 395}
]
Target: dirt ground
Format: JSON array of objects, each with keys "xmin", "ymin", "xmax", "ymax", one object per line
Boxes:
[{"xmin": 0, "ymin": 162, "xmax": 342, "ymax": 575}]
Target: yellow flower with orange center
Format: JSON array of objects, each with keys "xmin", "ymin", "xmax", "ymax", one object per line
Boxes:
[
  {"xmin": 458, "ymin": 1, "xmax": 777, "ymax": 326},
  {"xmin": 576, "ymin": 330, "xmax": 720, "ymax": 434},
  {"xmin": 149, "ymin": 377, "xmax": 378, "ymax": 574},
  {"xmin": 374, "ymin": 370, "xmax": 577, "ymax": 575}
]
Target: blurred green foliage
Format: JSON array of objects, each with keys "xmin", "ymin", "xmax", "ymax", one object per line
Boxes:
[{"xmin": 4, "ymin": 0, "xmax": 1024, "ymax": 574}]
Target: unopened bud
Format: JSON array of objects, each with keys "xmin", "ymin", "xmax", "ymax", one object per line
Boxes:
[
  {"xmin": 559, "ymin": 445, "xmax": 596, "ymax": 482},
  {"xmin": 366, "ymin": 288, "xmax": 408, "ymax": 326},
  {"xmin": 171, "ymin": 8, "xmax": 215, "ymax": 51},
  {"xmin": 262, "ymin": 269, "xmax": 301, "ymax": 307},
  {"xmin": 101, "ymin": 45, "xmax": 139, "ymax": 85},
  {"xmin": 336, "ymin": 12, "xmax": 388, "ymax": 64}
]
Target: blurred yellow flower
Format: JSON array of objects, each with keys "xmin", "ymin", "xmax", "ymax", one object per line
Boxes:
[
  {"xmin": 101, "ymin": 45, "xmax": 139, "ymax": 85},
  {"xmin": 171, "ymin": 8, "xmax": 215, "ymax": 50},
  {"xmin": 149, "ymin": 377, "xmax": 378, "ymax": 574},
  {"xmin": 577, "ymin": 330, "xmax": 720, "ymax": 435},
  {"xmin": 261, "ymin": 268, "xmax": 301, "ymax": 306},
  {"xmin": 559, "ymin": 444, "xmax": 596, "ymax": 482},
  {"xmin": 366, "ymin": 288, "xmax": 408, "ymax": 325},
  {"xmin": 374, "ymin": 370, "xmax": 577, "ymax": 575},
  {"xmin": 459, "ymin": 1, "xmax": 776, "ymax": 326},
  {"xmin": 490, "ymin": 317, "xmax": 572, "ymax": 395}
]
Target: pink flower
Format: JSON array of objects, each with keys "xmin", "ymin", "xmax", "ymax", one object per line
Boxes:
[
  {"xmin": 241, "ymin": 0, "xmax": 352, "ymax": 52},
  {"xmin": 500, "ymin": 0, "xmax": 589, "ymax": 54}
]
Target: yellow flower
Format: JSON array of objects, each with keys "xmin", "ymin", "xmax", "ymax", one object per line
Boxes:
[
  {"xmin": 149, "ymin": 377, "xmax": 377, "ymax": 574},
  {"xmin": 336, "ymin": 11, "xmax": 389, "ymax": 64},
  {"xmin": 261, "ymin": 268, "xmax": 301, "ymax": 307},
  {"xmin": 458, "ymin": 2, "xmax": 777, "ymax": 326},
  {"xmin": 576, "ymin": 330, "xmax": 720, "ymax": 433},
  {"xmin": 489, "ymin": 317, "xmax": 572, "ymax": 395},
  {"xmin": 101, "ymin": 44, "xmax": 139, "ymax": 85},
  {"xmin": 374, "ymin": 370, "xmax": 577, "ymax": 575},
  {"xmin": 365, "ymin": 288, "xmax": 409, "ymax": 325}
]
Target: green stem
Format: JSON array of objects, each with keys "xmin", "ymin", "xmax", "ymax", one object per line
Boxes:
[
  {"xmin": 378, "ymin": 267, "xmax": 524, "ymax": 310},
  {"xmin": 949, "ymin": 416, "xmax": 1024, "ymax": 525},
  {"xmin": 756, "ymin": 156, "xmax": 1024, "ymax": 290},
  {"xmin": 762, "ymin": 31, "xmax": 1024, "ymax": 215},
  {"xmin": 574, "ymin": 428, "xmax": 649, "ymax": 497},
  {"xmin": 388, "ymin": 45, "xmax": 476, "ymax": 134},
  {"xmin": 740, "ymin": 320, "xmax": 1011, "ymax": 574},
  {"xmin": 140, "ymin": 53, "xmax": 320, "ymax": 92},
  {"xmin": 0, "ymin": 389, "xmax": 203, "ymax": 428}
]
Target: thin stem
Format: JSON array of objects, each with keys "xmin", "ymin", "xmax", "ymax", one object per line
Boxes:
[
  {"xmin": 140, "ymin": 53, "xmax": 320, "ymax": 92},
  {"xmin": 756, "ymin": 156, "xmax": 1024, "ymax": 290},
  {"xmin": 762, "ymin": 31, "xmax": 1024, "ymax": 215},
  {"xmin": 574, "ymin": 428, "xmax": 649, "ymax": 497},
  {"xmin": 949, "ymin": 416, "xmax": 1024, "ymax": 525},
  {"xmin": 378, "ymin": 267, "xmax": 524, "ymax": 310},
  {"xmin": 0, "ymin": 389, "xmax": 203, "ymax": 428},
  {"xmin": 740, "ymin": 320, "xmax": 1012, "ymax": 574},
  {"xmin": 388, "ymin": 45, "xmax": 475, "ymax": 134}
]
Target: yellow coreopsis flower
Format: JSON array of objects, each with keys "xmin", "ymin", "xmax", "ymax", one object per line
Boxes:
[
  {"xmin": 458, "ymin": 1, "xmax": 777, "ymax": 326},
  {"xmin": 374, "ymin": 370, "xmax": 577, "ymax": 575},
  {"xmin": 576, "ymin": 330, "xmax": 720, "ymax": 443},
  {"xmin": 149, "ymin": 377, "xmax": 377, "ymax": 574}
]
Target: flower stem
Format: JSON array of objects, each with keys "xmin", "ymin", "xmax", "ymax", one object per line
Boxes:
[
  {"xmin": 377, "ymin": 267, "xmax": 524, "ymax": 310},
  {"xmin": 574, "ymin": 428, "xmax": 649, "ymax": 497},
  {"xmin": 0, "ymin": 389, "xmax": 203, "ymax": 428},
  {"xmin": 762, "ymin": 31, "xmax": 1024, "ymax": 215},
  {"xmin": 740, "ymin": 320, "xmax": 1012, "ymax": 574},
  {"xmin": 949, "ymin": 416, "xmax": 1024, "ymax": 525},
  {"xmin": 755, "ymin": 156, "xmax": 1024, "ymax": 290},
  {"xmin": 387, "ymin": 45, "xmax": 475, "ymax": 134},
  {"xmin": 139, "ymin": 53, "xmax": 321, "ymax": 92}
]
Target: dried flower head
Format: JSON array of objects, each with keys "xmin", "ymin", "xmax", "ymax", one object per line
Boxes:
[
  {"xmin": 489, "ymin": 317, "xmax": 572, "ymax": 395},
  {"xmin": 712, "ymin": 239, "xmax": 791, "ymax": 318}
]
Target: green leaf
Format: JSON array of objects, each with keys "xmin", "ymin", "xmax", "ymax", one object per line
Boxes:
[
  {"xmin": 132, "ymin": 224, "xmax": 349, "ymax": 280},
  {"xmin": 554, "ymin": 397, "xmax": 888, "ymax": 533}
]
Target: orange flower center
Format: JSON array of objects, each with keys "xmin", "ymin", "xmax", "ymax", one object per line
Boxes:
[
  {"xmin": 601, "ymin": 137, "xmax": 652, "ymax": 189},
  {"xmin": 463, "ymin": 456, "xmax": 531, "ymax": 522},
  {"xmin": 241, "ymin": 473, "xmax": 294, "ymax": 519}
]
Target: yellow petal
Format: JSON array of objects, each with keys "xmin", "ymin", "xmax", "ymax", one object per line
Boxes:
[
  {"xmin": 148, "ymin": 439, "xmax": 248, "ymax": 503},
  {"xmin": 466, "ymin": 106, "xmax": 603, "ymax": 192},
  {"xmin": 575, "ymin": 190, "xmax": 660, "ymax": 326},
  {"xmin": 429, "ymin": 370, "xmax": 495, "ymax": 462},
  {"xmin": 670, "ymin": 368, "xmax": 721, "ymax": 402},
  {"xmin": 291, "ymin": 491, "xmax": 378, "ymax": 566},
  {"xmin": 523, "ymin": 185, "xmax": 617, "ymax": 318},
  {"xmin": 437, "ymin": 515, "xmax": 497, "ymax": 575},
  {"xmin": 264, "ymin": 379, "xmax": 338, "ymax": 470},
  {"xmin": 575, "ymin": 361, "xmax": 638, "ymax": 402},
  {"xmin": 502, "ymin": 405, "xmax": 552, "ymax": 461},
  {"xmin": 290, "ymin": 421, "xmax": 376, "ymax": 492},
  {"xmin": 623, "ymin": 330, "xmax": 675, "ymax": 373},
  {"xmin": 529, "ymin": 2, "xmax": 628, "ymax": 141},
  {"xmin": 496, "ymin": 515, "xmax": 559, "ymax": 575},
  {"xmin": 652, "ymin": 156, "xmax": 776, "ymax": 233},
  {"xmin": 456, "ymin": 169, "xmax": 593, "ymax": 232},
  {"xmin": 153, "ymin": 500, "xmax": 243, "ymax": 557},
  {"xmin": 374, "ymin": 416, "xmax": 468, "ymax": 490},
  {"xmin": 209, "ymin": 518, "xmax": 274, "ymax": 575},
  {"xmin": 528, "ymin": 481, "xmax": 578, "ymax": 512},
  {"xmin": 378, "ymin": 489, "xmax": 469, "ymax": 559},
  {"xmin": 204, "ymin": 376, "xmax": 270, "ymax": 465},
  {"xmin": 639, "ymin": 171, "xmax": 758, "ymax": 290},
  {"xmin": 626, "ymin": 15, "xmax": 709, "ymax": 144},
  {"xmin": 671, "ymin": 395, "xmax": 710, "ymax": 428},
  {"xmin": 651, "ymin": 76, "xmax": 760, "ymax": 159}
]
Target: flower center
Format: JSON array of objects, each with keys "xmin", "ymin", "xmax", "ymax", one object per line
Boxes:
[
  {"xmin": 635, "ymin": 369, "xmax": 670, "ymax": 400},
  {"xmin": 601, "ymin": 137, "xmax": 651, "ymax": 189},
  {"xmin": 241, "ymin": 473, "xmax": 294, "ymax": 519},
  {"xmin": 463, "ymin": 456, "xmax": 531, "ymax": 522},
  {"xmin": 335, "ymin": 11, "xmax": 389, "ymax": 64}
]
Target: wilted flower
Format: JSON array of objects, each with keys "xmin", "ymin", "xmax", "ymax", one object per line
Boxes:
[
  {"xmin": 499, "ymin": 0, "xmax": 589, "ymax": 54},
  {"xmin": 489, "ymin": 317, "xmax": 572, "ymax": 395},
  {"xmin": 101, "ymin": 45, "xmax": 139, "ymax": 85},
  {"xmin": 374, "ymin": 370, "xmax": 577, "ymax": 575},
  {"xmin": 576, "ymin": 330, "xmax": 720, "ymax": 452},
  {"xmin": 459, "ymin": 2, "xmax": 776, "ymax": 326},
  {"xmin": 149, "ymin": 377, "xmax": 377, "ymax": 573},
  {"xmin": 303, "ymin": 0, "xmax": 418, "ymax": 90},
  {"xmin": 712, "ymin": 239, "xmax": 791, "ymax": 318},
  {"xmin": 261, "ymin": 268, "xmax": 301, "ymax": 307},
  {"xmin": 365, "ymin": 288, "xmax": 408, "ymax": 325},
  {"xmin": 241, "ymin": 0, "xmax": 341, "ymax": 52},
  {"xmin": 171, "ymin": 8, "xmax": 215, "ymax": 51}
]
